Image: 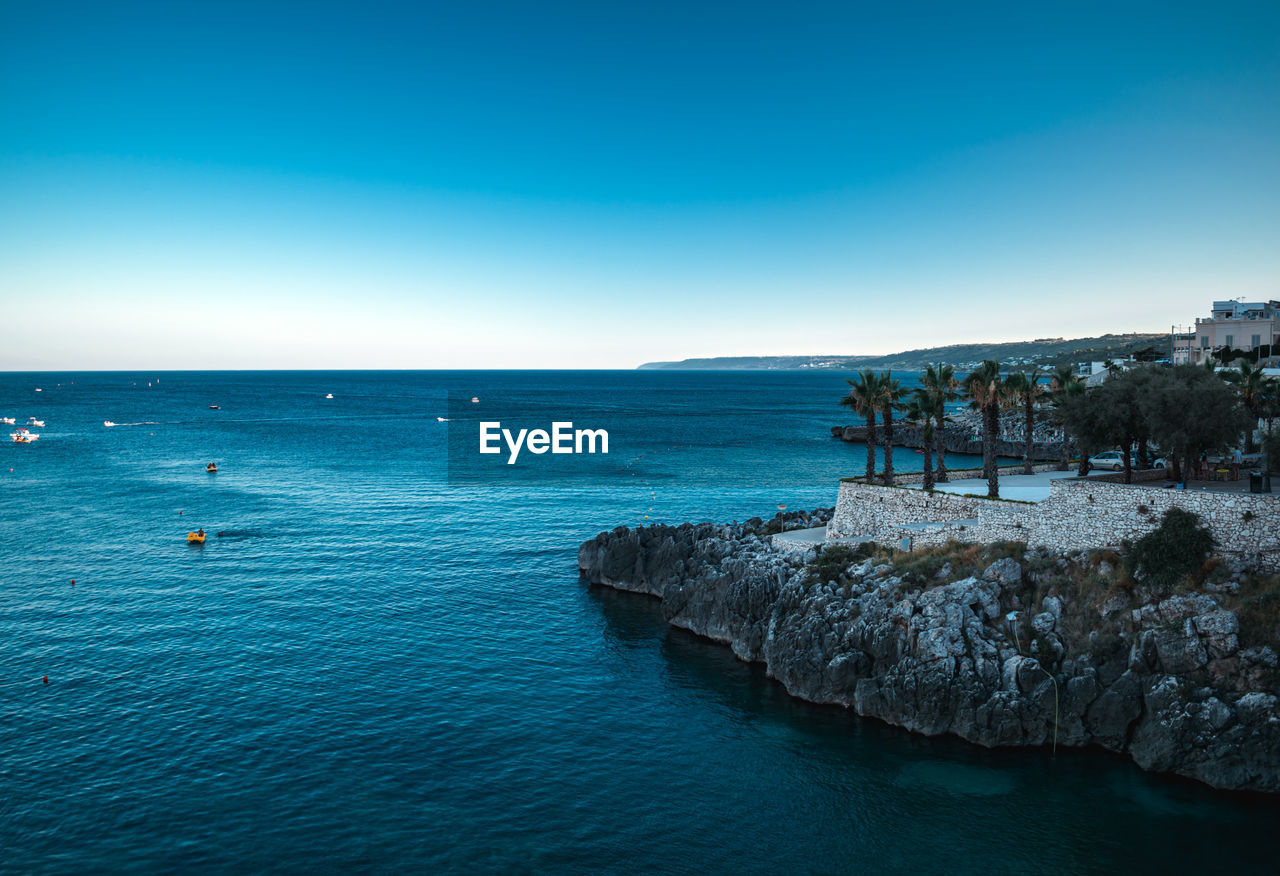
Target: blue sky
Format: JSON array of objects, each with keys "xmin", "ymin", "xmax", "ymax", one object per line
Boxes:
[{"xmin": 2, "ymin": 1, "xmax": 1278, "ymax": 369}]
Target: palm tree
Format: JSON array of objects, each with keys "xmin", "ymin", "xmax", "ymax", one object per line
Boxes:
[
  {"xmin": 1262, "ymin": 376, "xmax": 1280, "ymax": 441},
  {"xmin": 1049, "ymin": 365, "xmax": 1080, "ymax": 470},
  {"xmin": 920, "ymin": 362, "xmax": 958, "ymax": 482},
  {"xmin": 962, "ymin": 360, "xmax": 1005, "ymax": 498},
  {"xmin": 1224, "ymin": 359, "xmax": 1266, "ymax": 451},
  {"xmin": 840, "ymin": 369, "xmax": 880, "ymax": 480},
  {"xmin": 905, "ymin": 389, "xmax": 937, "ymax": 491},
  {"xmin": 876, "ymin": 371, "xmax": 908, "ymax": 486},
  {"xmin": 1005, "ymin": 367, "xmax": 1046, "ymax": 475}
]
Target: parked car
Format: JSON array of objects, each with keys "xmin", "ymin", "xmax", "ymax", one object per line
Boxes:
[{"xmin": 1087, "ymin": 450, "xmax": 1129, "ymax": 471}]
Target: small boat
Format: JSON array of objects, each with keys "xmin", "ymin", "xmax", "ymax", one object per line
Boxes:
[
  {"xmin": 206, "ymin": 462, "xmax": 218, "ymax": 473},
  {"xmin": 10, "ymin": 429, "xmax": 39, "ymax": 443},
  {"xmin": 34, "ymin": 388, "xmax": 42, "ymax": 392},
  {"xmin": 104, "ymin": 421, "xmax": 116, "ymax": 428},
  {"xmin": 325, "ymin": 393, "xmax": 334, "ymax": 399},
  {"xmin": 436, "ymin": 416, "xmax": 449, "ymax": 422},
  {"xmin": 0, "ymin": 417, "xmax": 13, "ymax": 425},
  {"xmin": 187, "ymin": 531, "xmax": 206, "ymax": 543},
  {"xmin": 27, "ymin": 418, "xmax": 44, "ymax": 427},
  {"xmin": 470, "ymin": 397, "xmax": 479, "ymax": 403},
  {"xmin": 209, "ymin": 405, "xmax": 220, "ymax": 410}
]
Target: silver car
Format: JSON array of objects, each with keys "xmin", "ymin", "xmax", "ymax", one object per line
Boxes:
[{"xmin": 1087, "ymin": 450, "xmax": 1129, "ymax": 471}]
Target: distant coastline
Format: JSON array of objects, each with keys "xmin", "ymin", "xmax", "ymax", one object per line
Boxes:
[{"xmin": 637, "ymin": 332, "xmax": 1168, "ymax": 372}]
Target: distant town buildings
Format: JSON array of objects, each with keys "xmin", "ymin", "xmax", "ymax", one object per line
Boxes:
[{"xmin": 1172, "ymin": 299, "xmax": 1280, "ymax": 365}]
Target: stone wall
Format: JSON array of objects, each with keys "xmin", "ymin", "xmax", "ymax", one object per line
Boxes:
[
  {"xmin": 828, "ymin": 482, "xmax": 982, "ymax": 537},
  {"xmin": 828, "ymin": 479, "xmax": 1280, "ymax": 570}
]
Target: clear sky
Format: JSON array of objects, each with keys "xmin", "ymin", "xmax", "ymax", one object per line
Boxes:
[{"xmin": 2, "ymin": 1, "xmax": 1278, "ymax": 369}]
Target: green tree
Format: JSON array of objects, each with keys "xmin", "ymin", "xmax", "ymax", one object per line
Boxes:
[
  {"xmin": 1093, "ymin": 367, "xmax": 1157, "ymax": 484},
  {"xmin": 1005, "ymin": 368, "xmax": 1046, "ymax": 475},
  {"xmin": 840, "ymin": 370, "xmax": 880, "ymax": 480},
  {"xmin": 876, "ymin": 371, "xmax": 908, "ymax": 485},
  {"xmin": 1138, "ymin": 365, "xmax": 1251, "ymax": 482},
  {"xmin": 1223, "ymin": 359, "xmax": 1267, "ymax": 452},
  {"xmin": 904, "ymin": 390, "xmax": 937, "ymax": 491},
  {"xmin": 1055, "ymin": 380, "xmax": 1112, "ymax": 477},
  {"xmin": 962, "ymin": 360, "xmax": 1005, "ymax": 498},
  {"xmin": 1049, "ymin": 365, "xmax": 1081, "ymax": 470},
  {"xmin": 920, "ymin": 362, "xmax": 958, "ymax": 483}
]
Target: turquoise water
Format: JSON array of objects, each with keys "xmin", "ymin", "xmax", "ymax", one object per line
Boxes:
[{"xmin": 1, "ymin": 371, "xmax": 1276, "ymax": 873}]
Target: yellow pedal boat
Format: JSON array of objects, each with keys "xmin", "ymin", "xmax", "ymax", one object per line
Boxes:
[{"xmin": 187, "ymin": 531, "xmax": 206, "ymax": 543}]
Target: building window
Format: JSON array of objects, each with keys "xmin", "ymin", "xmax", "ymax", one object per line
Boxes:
[
  {"xmin": 1252, "ymin": 334, "xmax": 1261, "ymax": 348},
  {"xmin": 1225, "ymin": 334, "xmax": 1234, "ymax": 347},
  {"xmin": 1201, "ymin": 336, "xmax": 1210, "ymax": 348}
]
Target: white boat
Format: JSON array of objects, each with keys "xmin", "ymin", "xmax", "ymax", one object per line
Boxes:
[
  {"xmin": 27, "ymin": 418, "xmax": 45, "ymax": 427},
  {"xmin": 11, "ymin": 429, "xmax": 39, "ymax": 443},
  {"xmin": 34, "ymin": 388, "xmax": 42, "ymax": 392},
  {"xmin": 436, "ymin": 416, "xmax": 450, "ymax": 422},
  {"xmin": 325, "ymin": 393, "xmax": 334, "ymax": 399},
  {"xmin": 0, "ymin": 417, "xmax": 13, "ymax": 425},
  {"xmin": 470, "ymin": 397, "xmax": 479, "ymax": 403},
  {"xmin": 104, "ymin": 421, "xmax": 117, "ymax": 428}
]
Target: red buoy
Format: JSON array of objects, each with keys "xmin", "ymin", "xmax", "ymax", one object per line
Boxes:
[
  {"xmin": 71, "ymin": 579, "xmax": 76, "ymax": 586},
  {"xmin": 42, "ymin": 676, "xmax": 48, "ymax": 685}
]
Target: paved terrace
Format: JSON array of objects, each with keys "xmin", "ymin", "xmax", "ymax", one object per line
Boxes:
[{"xmin": 913, "ymin": 469, "xmax": 1271, "ymax": 502}]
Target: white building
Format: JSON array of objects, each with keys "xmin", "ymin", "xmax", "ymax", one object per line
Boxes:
[{"xmin": 1171, "ymin": 299, "xmax": 1280, "ymax": 365}]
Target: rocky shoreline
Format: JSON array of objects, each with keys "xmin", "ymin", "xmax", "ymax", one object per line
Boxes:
[{"xmin": 578, "ymin": 511, "xmax": 1280, "ymax": 794}]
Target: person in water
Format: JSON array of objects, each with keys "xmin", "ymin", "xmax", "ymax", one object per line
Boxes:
[{"xmin": 197, "ymin": 528, "xmax": 205, "ymax": 538}]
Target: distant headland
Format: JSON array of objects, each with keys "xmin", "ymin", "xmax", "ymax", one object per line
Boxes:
[{"xmin": 638, "ymin": 332, "xmax": 1169, "ymax": 372}]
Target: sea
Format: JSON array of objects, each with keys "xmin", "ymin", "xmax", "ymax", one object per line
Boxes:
[{"xmin": 2, "ymin": 370, "xmax": 1277, "ymax": 874}]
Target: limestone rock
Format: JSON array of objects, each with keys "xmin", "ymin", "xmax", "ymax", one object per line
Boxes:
[{"xmin": 578, "ymin": 515, "xmax": 1280, "ymax": 794}]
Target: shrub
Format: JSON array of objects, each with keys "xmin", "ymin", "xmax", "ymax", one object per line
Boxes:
[
  {"xmin": 1127, "ymin": 508, "xmax": 1216, "ymax": 594},
  {"xmin": 1238, "ymin": 591, "xmax": 1280, "ymax": 648},
  {"xmin": 805, "ymin": 542, "xmax": 876, "ymax": 585}
]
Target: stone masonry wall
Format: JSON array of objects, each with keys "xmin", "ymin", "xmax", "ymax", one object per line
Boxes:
[
  {"xmin": 827, "ymin": 482, "xmax": 982, "ymax": 538},
  {"xmin": 829, "ymin": 479, "xmax": 1280, "ymax": 570}
]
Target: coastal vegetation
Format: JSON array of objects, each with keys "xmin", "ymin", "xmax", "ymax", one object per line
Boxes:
[
  {"xmin": 1005, "ymin": 367, "xmax": 1047, "ymax": 475},
  {"xmin": 920, "ymin": 362, "xmax": 958, "ymax": 483},
  {"xmin": 1127, "ymin": 508, "xmax": 1217, "ymax": 595},
  {"xmin": 904, "ymin": 391, "xmax": 937, "ymax": 491},
  {"xmin": 877, "ymin": 373, "xmax": 907, "ymax": 485},
  {"xmin": 838, "ymin": 353, "xmax": 1278, "ymax": 485},
  {"xmin": 1048, "ymin": 366, "xmax": 1082, "ymax": 470},
  {"xmin": 961, "ymin": 360, "xmax": 1004, "ymax": 498},
  {"xmin": 839, "ymin": 370, "xmax": 880, "ymax": 481},
  {"xmin": 1056, "ymin": 364, "xmax": 1252, "ymax": 483}
]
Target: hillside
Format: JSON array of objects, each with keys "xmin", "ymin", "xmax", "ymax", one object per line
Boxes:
[{"xmin": 637, "ymin": 333, "xmax": 1169, "ymax": 371}]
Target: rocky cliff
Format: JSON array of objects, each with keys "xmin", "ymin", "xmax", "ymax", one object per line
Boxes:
[{"xmin": 578, "ymin": 515, "xmax": 1280, "ymax": 793}]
